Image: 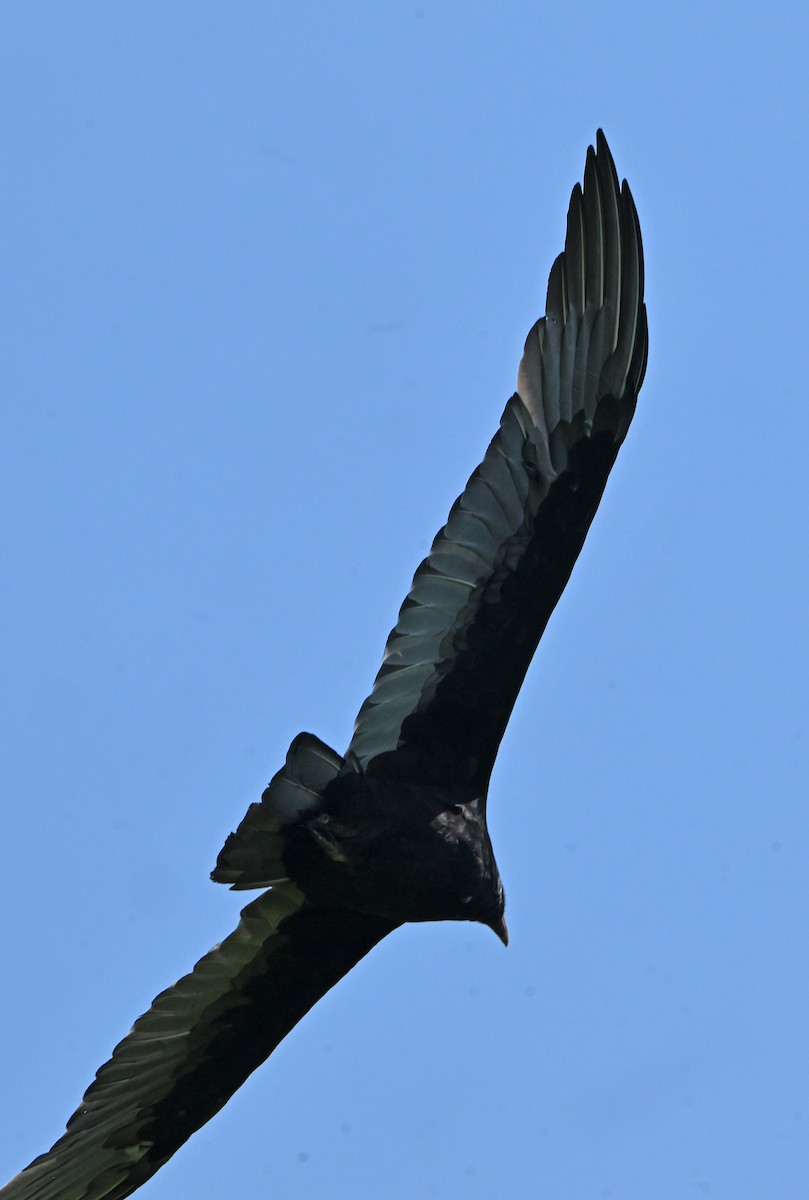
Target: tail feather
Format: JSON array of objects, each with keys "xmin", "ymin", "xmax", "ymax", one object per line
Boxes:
[{"xmin": 211, "ymin": 733, "xmax": 344, "ymax": 890}]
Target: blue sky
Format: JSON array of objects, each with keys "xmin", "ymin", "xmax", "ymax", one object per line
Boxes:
[{"xmin": 2, "ymin": 4, "xmax": 808, "ymax": 1198}]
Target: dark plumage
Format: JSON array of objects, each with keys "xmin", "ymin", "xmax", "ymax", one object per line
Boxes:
[{"xmin": 1, "ymin": 130, "xmax": 647, "ymax": 1200}]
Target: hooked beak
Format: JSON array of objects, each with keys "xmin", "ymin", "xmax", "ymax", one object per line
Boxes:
[{"xmin": 484, "ymin": 912, "xmax": 509, "ymax": 946}]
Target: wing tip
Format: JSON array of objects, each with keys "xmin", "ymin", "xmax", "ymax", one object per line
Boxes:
[{"xmin": 519, "ymin": 129, "xmax": 646, "ymax": 433}]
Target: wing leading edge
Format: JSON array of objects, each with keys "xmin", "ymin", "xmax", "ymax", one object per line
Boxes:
[{"xmin": 349, "ymin": 130, "xmax": 647, "ymax": 794}]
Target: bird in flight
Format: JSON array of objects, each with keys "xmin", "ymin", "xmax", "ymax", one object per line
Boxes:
[{"xmin": 2, "ymin": 130, "xmax": 647, "ymax": 1200}]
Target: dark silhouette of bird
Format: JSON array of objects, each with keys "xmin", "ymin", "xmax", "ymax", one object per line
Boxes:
[{"xmin": 1, "ymin": 130, "xmax": 647, "ymax": 1200}]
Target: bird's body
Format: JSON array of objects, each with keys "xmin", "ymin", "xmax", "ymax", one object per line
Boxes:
[
  {"xmin": 273, "ymin": 753, "xmax": 503, "ymax": 929},
  {"xmin": 1, "ymin": 131, "xmax": 647, "ymax": 1200}
]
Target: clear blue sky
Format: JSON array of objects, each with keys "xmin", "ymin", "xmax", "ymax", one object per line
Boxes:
[{"xmin": 2, "ymin": 4, "xmax": 807, "ymax": 1198}]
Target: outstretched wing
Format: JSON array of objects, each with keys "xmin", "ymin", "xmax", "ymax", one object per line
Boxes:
[
  {"xmin": 349, "ymin": 131, "xmax": 647, "ymax": 794},
  {"xmin": 1, "ymin": 889, "xmax": 395, "ymax": 1200}
]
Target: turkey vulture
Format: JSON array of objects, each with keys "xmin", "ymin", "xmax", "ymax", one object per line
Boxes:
[{"xmin": 1, "ymin": 130, "xmax": 647, "ymax": 1200}]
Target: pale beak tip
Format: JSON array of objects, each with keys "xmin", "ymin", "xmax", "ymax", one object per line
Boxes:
[{"xmin": 486, "ymin": 913, "xmax": 509, "ymax": 946}]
